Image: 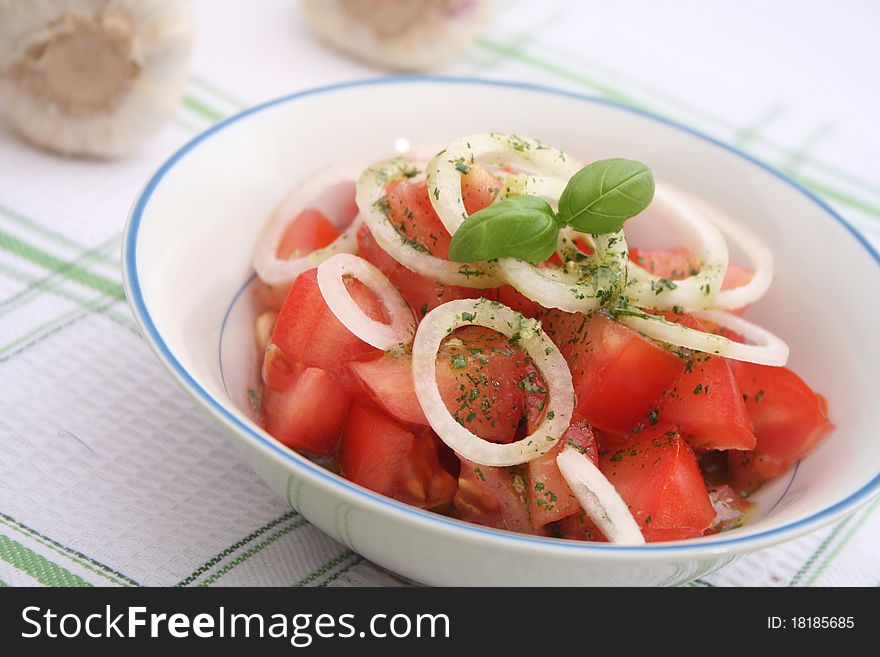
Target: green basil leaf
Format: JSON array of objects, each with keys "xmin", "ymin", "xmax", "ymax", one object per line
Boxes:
[
  {"xmin": 558, "ymin": 158, "xmax": 655, "ymax": 234},
  {"xmin": 448, "ymin": 196, "xmax": 559, "ymax": 264}
]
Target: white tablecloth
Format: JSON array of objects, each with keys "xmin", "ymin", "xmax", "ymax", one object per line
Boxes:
[{"xmin": 1, "ymin": 0, "xmax": 877, "ymax": 587}]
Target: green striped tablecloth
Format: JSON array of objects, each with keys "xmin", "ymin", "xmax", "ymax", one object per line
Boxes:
[{"xmin": 1, "ymin": 0, "xmax": 878, "ymax": 587}]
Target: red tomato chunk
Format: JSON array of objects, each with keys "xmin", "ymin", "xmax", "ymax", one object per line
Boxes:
[
  {"xmin": 658, "ymin": 314, "xmax": 755, "ymax": 451},
  {"xmin": 542, "ymin": 310, "xmax": 682, "ymax": 434},
  {"xmin": 271, "ymin": 268, "xmax": 385, "ymax": 382},
  {"xmin": 262, "ymin": 366, "xmax": 350, "ymax": 456},
  {"xmin": 728, "ymin": 362, "xmax": 834, "ymax": 494},
  {"xmin": 527, "ymin": 420, "xmax": 598, "ymax": 529},
  {"xmin": 339, "ymin": 402, "xmax": 457, "ymax": 509},
  {"xmin": 600, "ymin": 424, "xmax": 715, "ymax": 541},
  {"xmin": 453, "ymin": 458, "xmax": 542, "ymax": 535}
]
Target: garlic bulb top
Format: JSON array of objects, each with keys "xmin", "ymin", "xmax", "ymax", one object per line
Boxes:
[
  {"xmin": 0, "ymin": 0, "xmax": 195, "ymax": 158},
  {"xmin": 301, "ymin": 0, "xmax": 493, "ymax": 72}
]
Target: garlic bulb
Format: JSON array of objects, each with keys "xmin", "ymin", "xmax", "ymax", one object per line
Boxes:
[
  {"xmin": 301, "ymin": 0, "xmax": 493, "ymax": 71},
  {"xmin": 0, "ymin": 0, "xmax": 194, "ymax": 157}
]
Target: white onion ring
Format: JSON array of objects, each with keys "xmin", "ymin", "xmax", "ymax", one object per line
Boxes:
[
  {"xmin": 497, "ymin": 229, "xmax": 629, "ymax": 313},
  {"xmin": 356, "ymin": 157, "xmax": 501, "ymax": 288},
  {"xmin": 625, "ymin": 182, "xmax": 729, "ymax": 312},
  {"xmin": 683, "ymin": 193, "xmax": 774, "ymax": 310},
  {"xmin": 253, "ymin": 162, "xmax": 366, "ymax": 286},
  {"xmin": 617, "ymin": 308, "xmax": 789, "ymax": 366},
  {"xmin": 556, "ymin": 446, "xmax": 645, "ymax": 545},
  {"xmin": 411, "ymin": 298, "xmax": 574, "ymax": 466},
  {"xmin": 316, "ymin": 254, "xmax": 415, "ymax": 350},
  {"xmin": 426, "ymin": 133, "xmax": 582, "ymax": 234}
]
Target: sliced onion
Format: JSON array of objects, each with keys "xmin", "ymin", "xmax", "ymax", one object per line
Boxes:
[
  {"xmin": 497, "ymin": 229, "xmax": 629, "ymax": 313},
  {"xmin": 317, "ymin": 254, "xmax": 415, "ymax": 350},
  {"xmin": 556, "ymin": 446, "xmax": 645, "ymax": 545},
  {"xmin": 253, "ymin": 162, "xmax": 366, "ymax": 286},
  {"xmin": 625, "ymin": 182, "xmax": 729, "ymax": 312},
  {"xmin": 356, "ymin": 157, "xmax": 501, "ymax": 288},
  {"xmin": 683, "ymin": 193, "xmax": 774, "ymax": 310},
  {"xmin": 617, "ymin": 309, "xmax": 789, "ymax": 366},
  {"xmin": 411, "ymin": 298, "xmax": 574, "ymax": 466},
  {"xmin": 426, "ymin": 133, "xmax": 582, "ymax": 234},
  {"xmin": 503, "ymin": 173, "xmax": 568, "ymax": 209}
]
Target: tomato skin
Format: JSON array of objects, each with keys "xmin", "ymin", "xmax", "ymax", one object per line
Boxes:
[
  {"xmin": 600, "ymin": 424, "xmax": 715, "ymax": 541},
  {"xmin": 339, "ymin": 402, "xmax": 457, "ymax": 508},
  {"xmin": 658, "ymin": 315, "xmax": 755, "ymax": 451},
  {"xmin": 356, "ymin": 224, "xmax": 488, "ymax": 315},
  {"xmin": 542, "ymin": 310, "xmax": 682, "ymax": 433},
  {"xmin": 454, "ymin": 458, "xmax": 544, "ymax": 535},
  {"xmin": 497, "ymin": 284, "xmax": 543, "ymax": 318},
  {"xmin": 276, "ymin": 208, "xmax": 341, "ymax": 259},
  {"xmin": 460, "ymin": 164, "xmax": 501, "ymax": 215},
  {"xmin": 436, "ymin": 326, "xmax": 543, "ymax": 444},
  {"xmin": 271, "ymin": 268, "xmax": 383, "ymax": 382},
  {"xmin": 555, "ymin": 512, "xmax": 607, "ymax": 542},
  {"xmin": 528, "ymin": 421, "xmax": 598, "ymax": 528},
  {"xmin": 348, "ymin": 352, "xmax": 428, "ymax": 427},
  {"xmin": 387, "ymin": 178, "xmax": 453, "ymax": 257},
  {"xmin": 262, "ymin": 366, "xmax": 350, "ymax": 456},
  {"xmin": 728, "ymin": 363, "xmax": 834, "ymax": 494}
]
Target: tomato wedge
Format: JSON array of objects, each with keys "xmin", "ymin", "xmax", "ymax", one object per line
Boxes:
[
  {"xmin": 271, "ymin": 268, "xmax": 385, "ymax": 382},
  {"xmin": 339, "ymin": 402, "xmax": 457, "ymax": 509},
  {"xmin": 436, "ymin": 326, "xmax": 546, "ymax": 444},
  {"xmin": 276, "ymin": 208, "xmax": 341, "ymax": 259},
  {"xmin": 262, "ymin": 366, "xmax": 350, "ymax": 456},
  {"xmin": 728, "ymin": 362, "xmax": 834, "ymax": 493},
  {"xmin": 527, "ymin": 420, "xmax": 598, "ymax": 528},
  {"xmin": 454, "ymin": 458, "xmax": 543, "ymax": 535},
  {"xmin": 542, "ymin": 310, "xmax": 682, "ymax": 434},
  {"xmin": 460, "ymin": 163, "xmax": 501, "ymax": 215},
  {"xmin": 658, "ymin": 314, "xmax": 755, "ymax": 451},
  {"xmin": 348, "ymin": 351, "xmax": 428, "ymax": 427},
  {"xmin": 600, "ymin": 424, "xmax": 715, "ymax": 541}
]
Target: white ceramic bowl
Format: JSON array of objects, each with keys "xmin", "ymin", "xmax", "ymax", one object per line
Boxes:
[{"xmin": 123, "ymin": 77, "xmax": 880, "ymax": 586}]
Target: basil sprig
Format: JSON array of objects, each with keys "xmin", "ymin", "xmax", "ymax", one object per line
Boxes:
[
  {"xmin": 447, "ymin": 196, "xmax": 559, "ymax": 264},
  {"xmin": 449, "ymin": 158, "xmax": 654, "ymax": 264}
]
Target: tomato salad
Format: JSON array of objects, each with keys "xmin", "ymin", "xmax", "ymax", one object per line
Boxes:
[{"xmin": 249, "ymin": 133, "xmax": 833, "ymax": 544}]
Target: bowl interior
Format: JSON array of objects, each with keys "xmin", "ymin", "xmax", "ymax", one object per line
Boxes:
[{"xmin": 129, "ymin": 79, "xmax": 880, "ymax": 548}]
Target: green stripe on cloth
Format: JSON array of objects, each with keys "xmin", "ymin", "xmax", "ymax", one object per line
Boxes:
[
  {"xmin": 784, "ymin": 172, "xmax": 880, "ymax": 219},
  {"xmin": 0, "ymin": 233, "xmax": 122, "ymax": 312},
  {"xmin": 0, "ymin": 513, "xmax": 138, "ymax": 586},
  {"xmin": 803, "ymin": 498, "xmax": 880, "ymax": 586},
  {"xmin": 318, "ymin": 556, "xmax": 364, "ymax": 587},
  {"xmin": 0, "ymin": 578, "xmax": 8, "ymax": 587},
  {"xmin": 294, "ymin": 550, "xmax": 354, "ymax": 587},
  {"xmin": 176, "ymin": 510, "xmax": 299, "ymax": 586},
  {"xmin": 0, "ymin": 296, "xmax": 119, "ymax": 362},
  {"xmin": 182, "ymin": 95, "xmax": 226, "ymax": 123},
  {"xmin": 189, "ymin": 75, "xmax": 248, "ymax": 110},
  {"xmin": 789, "ymin": 513, "xmax": 857, "ymax": 586},
  {"xmin": 0, "ymin": 534, "xmax": 93, "ymax": 587},
  {"xmin": 0, "ymin": 205, "xmax": 114, "ymax": 266},
  {"xmin": 0, "ymin": 228, "xmax": 124, "ymax": 301},
  {"xmin": 0, "ymin": 260, "xmax": 135, "ymax": 331},
  {"xmin": 196, "ymin": 516, "xmax": 311, "ymax": 587},
  {"xmin": 476, "ymin": 37, "xmax": 643, "ymax": 106}
]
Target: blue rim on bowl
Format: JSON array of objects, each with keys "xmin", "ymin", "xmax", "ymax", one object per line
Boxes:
[{"xmin": 122, "ymin": 76, "xmax": 880, "ymax": 556}]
